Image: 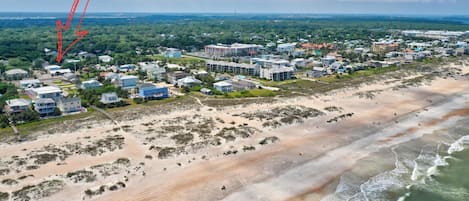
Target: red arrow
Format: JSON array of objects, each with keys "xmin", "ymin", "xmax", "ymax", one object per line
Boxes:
[{"xmin": 56, "ymin": 0, "xmax": 91, "ymax": 63}]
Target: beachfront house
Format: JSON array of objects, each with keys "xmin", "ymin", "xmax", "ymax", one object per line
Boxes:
[
  {"xmin": 34, "ymin": 98, "xmax": 56, "ymax": 117},
  {"xmin": 5, "ymin": 99, "xmax": 30, "ymax": 115},
  {"xmin": 137, "ymin": 83, "xmax": 170, "ymax": 100},
  {"xmin": 100, "ymin": 92, "xmax": 121, "ymax": 105},
  {"xmin": 200, "ymin": 88, "xmax": 213, "ymax": 95},
  {"xmin": 177, "ymin": 76, "xmax": 202, "ymax": 88},
  {"xmin": 57, "ymin": 97, "xmax": 82, "ymax": 114},
  {"xmin": 230, "ymin": 79, "xmax": 258, "ymax": 91},
  {"xmin": 214, "ymin": 81, "xmax": 233, "ymax": 93},
  {"xmin": 26, "ymin": 86, "xmax": 63, "ymax": 101},
  {"xmin": 306, "ymin": 67, "xmax": 327, "ymax": 78}
]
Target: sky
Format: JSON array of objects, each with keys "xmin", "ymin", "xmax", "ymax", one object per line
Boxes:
[{"xmin": 0, "ymin": 0, "xmax": 468, "ymax": 15}]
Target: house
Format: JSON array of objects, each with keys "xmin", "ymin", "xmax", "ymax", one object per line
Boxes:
[
  {"xmin": 214, "ymin": 81, "xmax": 233, "ymax": 93},
  {"xmin": 116, "ymin": 64, "xmax": 136, "ymax": 72},
  {"xmin": 65, "ymin": 59, "xmax": 81, "ymax": 64},
  {"xmin": 306, "ymin": 67, "xmax": 327, "ymax": 78},
  {"xmin": 62, "ymin": 73, "xmax": 79, "ymax": 83},
  {"xmin": 260, "ymin": 66, "xmax": 295, "ymax": 81},
  {"xmin": 137, "ymin": 83, "xmax": 169, "ymax": 100},
  {"xmin": 118, "ymin": 75, "xmax": 138, "ymax": 89},
  {"xmin": 330, "ymin": 62, "xmax": 345, "ymax": 73},
  {"xmin": 147, "ymin": 67, "xmax": 167, "ymax": 81},
  {"xmin": 277, "ymin": 43, "xmax": 297, "ymax": 54},
  {"xmin": 291, "ymin": 58, "xmax": 307, "ymax": 68},
  {"xmin": 99, "ymin": 55, "xmax": 113, "ymax": 63},
  {"xmin": 164, "ymin": 48, "xmax": 182, "ymax": 58},
  {"xmin": 26, "ymin": 86, "xmax": 63, "ymax": 100},
  {"xmin": 200, "ymin": 88, "xmax": 213, "ymax": 95},
  {"xmin": 192, "ymin": 70, "xmax": 209, "ymax": 79},
  {"xmin": 292, "ymin": 49, "xmax": 306, "ymax": 57},
  {"xmin": 215, "ymin": 74, "xmax": 232, "ymax": 82},
  {"xmin": 19, "ymin": 79, "xmax": 41, "ymax": 89},
  {"xmin": 81, "ymin": 80, "xmax": 103, "ymax": 90},
  {"xmin": 102, "ymin": 72, "xmax": 119, "ymax": 81},
  {"xmin": 177, "ymin": 76, "xmax": 202, "ymax": 88},
  {"xmin": 5, "ymin": 69, "xmax": 28, "ymax": 80},
  {"xmin": 167, "ymin": 71, "xmax": 191, "ymax": 85},
  {"xmin": 50, "ymin": 69, "xmax": 72, "ymax": 76},
  {"xmin": 44, "ymin": 65, "xmax": 62, "ymax": 73},
  {"xmin": 230, "ymin": 79, "xmax": 257, "ymax": 91},
  {"xmin": 34, "ymin": 98, "xmax": 56, "ymax": 117},
  {"xmin": 167, "ymin": 64, "xmax": 186, "ymax": 71},
  {"xmin": 455, "ymin": 48, "xmax": 466, "ymax": 56},
  {"xmin": 5, "ymin": 99, "xmax": 30, "ymax": 115},
  {"xmin": 321, "ymin": 56, "xmax": 336, "ymax": 67},
  {"xmin": 100, "ymin": 92, "xmax": 121, "ymax": 105},
  {"xmin": 78, "ymin": 51, "xmax": 96, "ymax": 59},
  {"xmin": 56, "ymin": 97, "xmax": 82, "ymax": 113}
]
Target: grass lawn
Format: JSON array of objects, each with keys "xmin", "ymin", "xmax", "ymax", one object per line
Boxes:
[
  {"xmin": 0, "ymin": 110, "xmax": 96, "ymax": 139},
  {"xmin": 223, "ymin": 89, "xmax": 276, "ymax": 98}
]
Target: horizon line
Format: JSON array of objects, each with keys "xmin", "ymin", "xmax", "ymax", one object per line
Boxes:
[{"xmin": 0, "ymin": 11, "xmax": 467, "ymax": 17}]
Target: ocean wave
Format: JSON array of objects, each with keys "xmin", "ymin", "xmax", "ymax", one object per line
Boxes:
[
  {"xmin": 325, "ymin": 133, "xmax": 469, "ymax": 201},
  {"xmin": 448, "ymin": 135, "xmax": 469, "ymax": 155}
]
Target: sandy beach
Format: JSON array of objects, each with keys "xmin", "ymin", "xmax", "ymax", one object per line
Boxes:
[{"xmin": 0, "ymin": 60, "xmax": 468, "ymax": 201}]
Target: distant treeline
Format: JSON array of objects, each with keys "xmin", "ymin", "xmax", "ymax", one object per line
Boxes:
[{"xmin": 0, "ymin": 14, "xmax": 468, "ymax": 63}]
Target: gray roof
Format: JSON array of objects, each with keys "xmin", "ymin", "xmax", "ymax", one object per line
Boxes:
[
  {"xmin": 102, "ymin": 92, "xmax": 118, "ymax": 98},
  {"xmin": 5, "ymin": 69, "xmax": 28, "ymax": 75},
  {"xmin": 7, "ymin": 99, "xmax": 30, "ymax": 107},
  {"xmin": 214, "ymin": 81, "xmax": 233, "ymax": 87},
  {"xmin": 177, "ymin": 76, "xmax": 202, "ymax": 84},
  {"xmin": 20, "ymin": 79, "xmax": 41, "ymax": 85}
]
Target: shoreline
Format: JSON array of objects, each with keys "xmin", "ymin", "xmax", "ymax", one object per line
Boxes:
[{"xmin": 0, "ymin": 61, "xmax": 468, "ymax": 201}]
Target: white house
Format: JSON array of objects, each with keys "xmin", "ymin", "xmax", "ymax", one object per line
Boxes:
[
  {"xmin": 19, "ymin": 79, "xmax": 41, "ymax": 88},
  {"xmin": 214, "ymin": 81, "xmax": 233, "ymax": 93},
  {"xmin": 177, "ymin": 76, "xmax": 202, "ymax": 88},
  {"xmin": 5, "ymin": 99, "xmax": 31, "ymax": 114},
  {"xmin": 27, "ymin": 86, "xmax": 63, "ymax": 100},
  {"xmin": 100, "ymin": 92, "xmax": 121, "ymax": 105},
  {"xmin": 277, "ymin": 43, "xmax": 297, "ymax": 53},
  {"xmin": 99, "ymin": 55, "xmax": 113, "ymax": 63},
  {"xmin": 57, "ymin": 97, "xmax": 82, "ymax": 113}
]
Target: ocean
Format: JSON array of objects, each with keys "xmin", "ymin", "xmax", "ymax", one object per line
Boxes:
[
  {"xmin": 323, "ymin": 116, "xmax": 469, "ymax": 201},
  {"xmin": 399, "ymin": 122, "xmax": 469, "ymax": 201}
]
